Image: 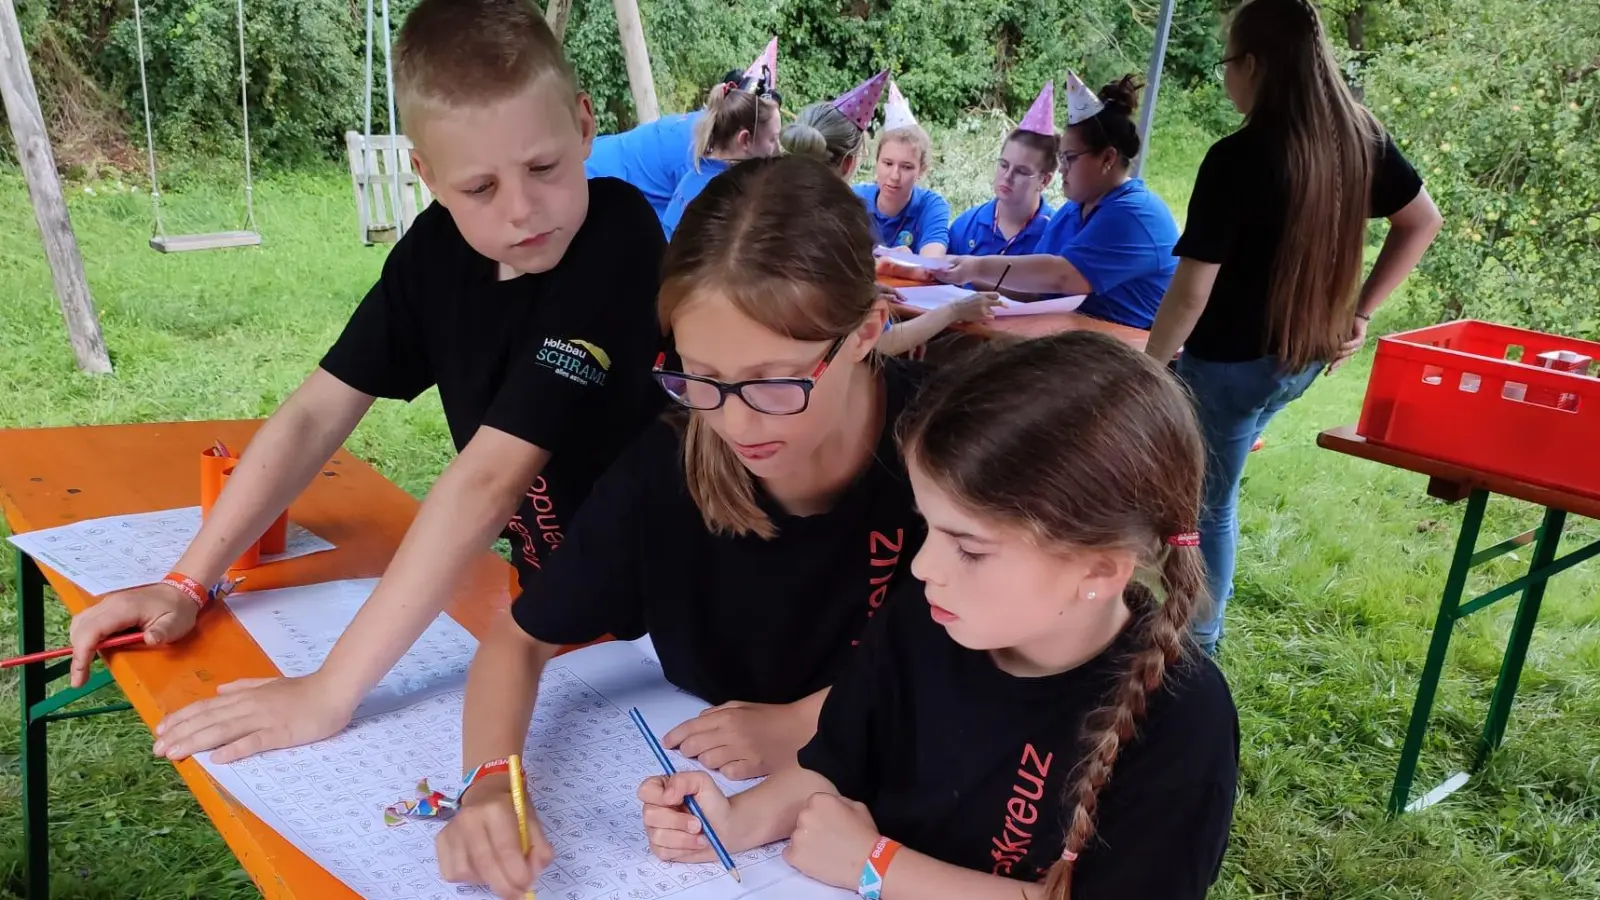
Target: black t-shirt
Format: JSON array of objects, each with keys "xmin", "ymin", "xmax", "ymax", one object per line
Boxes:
[
  {"xmin": 1175, "ymin": 122, "xmax": 1424, "ymax": 362},
  {"xmin": 512, "ymin": 360, "xmax": 928, "ymax": 706},
  {"xmin": 799, "ymin": 583, "xmax": 1238, "ymax": 898},
  {"xmin": 320, "ymin": 178, "xmax": 667, "ymax": 589}
]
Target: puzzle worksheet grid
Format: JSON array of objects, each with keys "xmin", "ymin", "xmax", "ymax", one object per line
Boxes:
[
  {"xmin": 205, "ymin": 651, "xmax": 818, "ymax": 900},
  {"xmin": 223, "ymin": 580, "xmax": 478, "ymax": 719},
  {"xmin": 8, "ymin": 506, "xmax": 334, "ymax": 597}
]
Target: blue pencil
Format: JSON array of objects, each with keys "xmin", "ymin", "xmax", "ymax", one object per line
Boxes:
[{"xmin": 628, "ymin": 707, "xmax": 742, "ymax": 883}]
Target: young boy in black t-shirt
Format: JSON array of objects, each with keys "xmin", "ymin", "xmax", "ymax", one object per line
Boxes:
[{"xmin": 66, "ymin": 0, "xmax": 664, "ymax": 764}]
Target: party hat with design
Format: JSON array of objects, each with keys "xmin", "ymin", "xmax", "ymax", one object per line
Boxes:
[
  {"xmin": 833, "ymin": 69, "xmax": 890, "ymax": 131},
  {"xmin": 1019, "ymin": 81, "xmax": 1055, "ymax": 135},
  {"xmin": 1064, "ymin": 71, "xmax": 1104, "ymax": 125},
  {"xmin": 744, "ymin": 37, "xmax": 778, "ymax": 88},
  {"xmin": 884, "ymin": 79, "xmax": 917, "ymax": 131}
]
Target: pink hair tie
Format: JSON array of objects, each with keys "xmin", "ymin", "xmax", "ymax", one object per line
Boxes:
[
  {"xmin": 1061, "ymin": 849, "xmax": 1079, "ymax": 862},
  {"xmin": 1167, "ymin": 532, "xmax": 1201, "ymax": 547}
]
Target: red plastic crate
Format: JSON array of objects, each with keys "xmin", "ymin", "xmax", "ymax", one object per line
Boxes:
[{"xmin": 1357, "ymin": 320, "xmax": 1600, "ymax": 498}]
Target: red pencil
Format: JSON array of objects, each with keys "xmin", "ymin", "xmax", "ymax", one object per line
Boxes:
[{"xmin": 1, "ymin": 631, "xmax": 149, "ymax": 669}]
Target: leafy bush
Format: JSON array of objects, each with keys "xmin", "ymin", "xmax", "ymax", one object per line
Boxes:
[{"xmin": 1363, "ymin": 0, "xmax": 1600, "ymax": 337}]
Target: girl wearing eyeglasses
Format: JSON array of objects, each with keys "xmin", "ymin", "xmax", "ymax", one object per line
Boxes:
[
  {"xmin": 438, "ymin": 155, "xmax": 931, "ymax": 896},
  {"xmin": 660, "ymin": 72, "xmax": 784, "ymax": 240},
  {"xmin": 938, "ymin": 76, "xmax": 1180, "ymax": 331},
  {"xmin": 947, "ymin": 87, "xmax": 1059, "ymax": 258}
]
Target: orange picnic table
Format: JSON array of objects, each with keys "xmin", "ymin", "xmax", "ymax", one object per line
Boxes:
[
  {"xmin": 0, "ymin": 420, "xmax": 515, "ymax": 899},
  {"xmin": 880, "ymin": 276, "xmax": 1151, "ymax": 350}
]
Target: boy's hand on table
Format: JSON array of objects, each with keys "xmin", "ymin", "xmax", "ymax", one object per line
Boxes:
[
  {"xmin": 152, "ymin": 672, "xmax": 360, "ymax": 763},
  {"xmin": 437, "ymin": 782, "xmax": 552, "ymax": 900},
  {"xmin": 662, "ymin": 700, "xmax": 813, "ymax": 780},
  {"xmin": 638, "ymin": 771, "xmax": 733, "ymax": 864},
  {"xmin": 786, "ymin": 792, "xmax": 880, "ymax": 889},
  {"xmin": 69, "ymin": 582, "xmax": 198, "ymax": 687}
]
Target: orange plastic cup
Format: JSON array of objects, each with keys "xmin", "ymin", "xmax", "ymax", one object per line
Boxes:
[
  {"xmin": 261, "ymin": 510, "xmax": 289, "ymax": 556},
  {"xmin": 220, "ymin": 466, "xmax": 261, "ymax": 571},
  {"xmin": 200, "ymin": 447, "xmax": 235, "ymax": 518}
]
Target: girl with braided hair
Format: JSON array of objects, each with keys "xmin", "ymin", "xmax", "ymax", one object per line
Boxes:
[
  {"xmin": 639, "ymin": 331, "xmax": 1238, "ymax": 899},
  {"xmin": 1145, "ymin": 0, "xmax": 1442, "ymax": 653}
]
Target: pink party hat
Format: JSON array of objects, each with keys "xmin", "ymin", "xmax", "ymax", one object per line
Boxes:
[
  {"xmin": 1019, "ymin": 81, "xmax": 1055, "ymax": 135},
  {"xmin": 833, "ymin": 70, "xmax": 889, "ymax": 131},
  {"xmin": 884, "ymin": 79, "xmax": 917, "ymax": 131},
  {"xmin": 1064, "ymin": 71, "xmax": 1105, "ymax": 126},
  {"xmin": 744, "ymin": 37, "xmax": 778, "ymax": 88}
]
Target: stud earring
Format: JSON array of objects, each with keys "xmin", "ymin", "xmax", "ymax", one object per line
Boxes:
[{"xmin": 1086, "ymin": 590, "xmax": 1097, "ymax": 601}]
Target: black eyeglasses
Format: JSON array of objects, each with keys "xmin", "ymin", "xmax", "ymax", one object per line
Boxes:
[
  {"xmin": 653, "ymin": 337, "xmax": 845, "ymax": 416},
  {"xmin": 1214, "ymin": 55, "xmax": 1243, "ymax": 82}
]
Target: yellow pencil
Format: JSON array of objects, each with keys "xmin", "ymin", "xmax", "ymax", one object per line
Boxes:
[{"xmin": 506, "ymin": 754, "xmax": 537, "ymax": 900}]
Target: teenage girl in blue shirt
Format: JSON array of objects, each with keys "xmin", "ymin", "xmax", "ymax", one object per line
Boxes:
[
  {"xmin": 948, "ymin": 129, "xmax": 1057, "ymax": 257},
  {"xmin": 660, "ymin": 73, "xmax": 783, "ymax": 239},
  {"xmin": 854, "ymin": 125, "xmax": 951, "ymax": 256},
  {"xmin": 940, "ymin": 77, "xmax": 1180, "ymax": 331}
]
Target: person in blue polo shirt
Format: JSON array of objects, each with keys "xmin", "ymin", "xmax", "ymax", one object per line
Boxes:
[
  {"xmin": 940, "ymin": 74, "xmax": 1178, "ymax": 330},
  {"xmin": 585, "ymin": 110, "xmax": 701, "ymax": 222},
  {"xmin": 948, "ymin": 82, "xmax": 1059, "ymax": 258},
  {"xmin": 660, "ymin": 72, "xmax": 783, "ymax": 239},
  {"xmin": 854, "ymin": 82, "xmax": 951, "ymax": 255}
]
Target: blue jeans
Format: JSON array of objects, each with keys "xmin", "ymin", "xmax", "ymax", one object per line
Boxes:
[{"xmin": 1177, "ymin": 354, "xmax": 1322, "ymax": 652}]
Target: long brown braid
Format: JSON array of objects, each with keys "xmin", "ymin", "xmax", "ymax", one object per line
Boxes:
[{"xmin": 897, "ymin": 332, "xmax": 1209, "ymax": 899}]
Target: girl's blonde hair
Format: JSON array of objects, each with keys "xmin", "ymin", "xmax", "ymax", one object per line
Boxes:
[
  {"xmin": 659, "ymin": 155, "xmax": 879, "ymax": 538},
  {"xmin": 691, "ymin": 79, "xmax": 779, "ymax": 168},
  {"xmin": 876, "ymin": 125, "xmax": 932, "ymax": 169},
  {"xmin": 781, "ymin": 102, "xmax": 865, "ymax": 170}
]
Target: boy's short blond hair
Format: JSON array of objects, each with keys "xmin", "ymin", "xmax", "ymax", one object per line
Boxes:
[{"xmin": 395, "ymin": 0, "xmax": 577, "ymax": 129}]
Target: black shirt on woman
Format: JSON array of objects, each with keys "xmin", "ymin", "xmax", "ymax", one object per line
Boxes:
[
  {"xmin": 513, "ymin": 360, "xmax": 927, "ymax": 706},
  {"xmin": 1174, "ymin": 123, "xmax": 1424, "ymax": 362},
  {"xmin": 799, "ymin": 581, "xmax": 1238, "ymax": 899}
]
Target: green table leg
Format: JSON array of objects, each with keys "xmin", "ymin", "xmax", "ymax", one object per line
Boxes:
[
  {"xmin": 1388, "ymin": 489, "xmax": 1489, "ymax": 817},
  {"xmin": 17, "ymin": 552, "xmax": 50, "ymax": 899},
  {"xmin": 1475, "ymin": 507, "xmax": 1566, "ymax": 767}
]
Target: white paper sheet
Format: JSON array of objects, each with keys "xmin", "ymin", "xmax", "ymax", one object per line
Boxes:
[
  {"xmin": 222, "ymin": 579, "xmax": 477, "ymax": 719},
  {"xmin": 993, "ymin": 294, "xmax": 1088, "ymax": 317},
  {"xmin": 7, "ymin": 506, "xmax": 335, "ymax": 597},
  {"xmin": 894, "ymin": 284, "xmax": 974, "ymax": 311},
  {"xmin": 202, "ymin": 584, "xmax": 851, "ymax": 900},
  {"xmin": 872, "ymin": 246, "xmax": 953, "ymax": 272},
  {"xmin": 894, "ymin": 285, "xmax": 1089, "ymax": 318}
]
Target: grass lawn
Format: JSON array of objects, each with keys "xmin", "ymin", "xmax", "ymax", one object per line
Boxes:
[{"xmin": 2, "ymin": 117, "xmax": 1599, "ymax": 899}]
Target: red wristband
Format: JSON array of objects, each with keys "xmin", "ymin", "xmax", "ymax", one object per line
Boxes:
[{"xmin": 162, "ymin": 572, "xmax": 208, "ymax": 609}]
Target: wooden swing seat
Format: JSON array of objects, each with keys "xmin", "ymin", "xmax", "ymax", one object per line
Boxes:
[{"xmin": 149, "ymin": 231, "xmax": 262, "ymax": 253}]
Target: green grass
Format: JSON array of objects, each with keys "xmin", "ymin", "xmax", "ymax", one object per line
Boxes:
[{"xmin": 3, "ymin": 119, "xmax": 1600, "ymax": 900}]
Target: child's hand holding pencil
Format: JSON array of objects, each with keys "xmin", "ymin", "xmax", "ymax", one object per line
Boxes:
[
  {"xmin": 637, "ymin": 770, "xmax": 740, "ymax": 865},
  {"xmin": 435, "ymin": 771, "xmax": 552, "ymax": 900}
]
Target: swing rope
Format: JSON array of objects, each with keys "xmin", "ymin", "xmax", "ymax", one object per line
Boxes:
[
  {"xmin": 132, "ymin": 0, "xmax": 257, "ymax": 239},
  {"xmin": 235, "ymin": 0, "xmax": 258, "ymax": 233},
  {"xmin": 132, "ymin": 0, "xmax": 164, "ymax": 239}
]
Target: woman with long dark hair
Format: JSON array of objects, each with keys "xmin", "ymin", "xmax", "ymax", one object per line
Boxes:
[{"xmin": 1145, "ymin": 0, "xmax": 1443, "ymax": 653}]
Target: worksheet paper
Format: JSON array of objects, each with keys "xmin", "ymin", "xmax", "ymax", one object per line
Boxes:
[
  {"xmin": 201, "ymin": 581, "xmax": 852, "ymax": 900},
  {"xmin": 894, "ymin": 284, "xmax": 1089, "ymax": 317},
  {"xmin": 7, "ymin": 506, "xmax": 334, "ymax": 597}
]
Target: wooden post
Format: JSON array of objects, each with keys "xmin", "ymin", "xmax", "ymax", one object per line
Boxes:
[
  {"xmin": 545, "ymin": 0, "xmax": 572, "ymax": 41},
  {"xmin": 612, "ymin": 0, "xmax": 659, "ymax": 123},
  {"xmin": 0, "ymin": 0, "xmax": 112, "ymax": 374}
]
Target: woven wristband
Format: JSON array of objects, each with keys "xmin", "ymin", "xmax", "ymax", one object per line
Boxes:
[
  {"xmin": 455, "ymin": 757, "xmax": 513, "ymax": 806},
  {"xmin": 858, "ymin": 836, "xmax": 901, "ymax": 899},
  {"xmin": 161, "ymin": 572, "xmax": 209, "ymax": 610}
]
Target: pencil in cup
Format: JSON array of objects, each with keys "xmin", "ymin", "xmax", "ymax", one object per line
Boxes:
[
  {"xmin": 505, "ymin": 755, "xmax": 537, "ymax": 900},
  {"xmin": 628, "ymin": 707, "xmax": 742, "ymax": 883}
]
